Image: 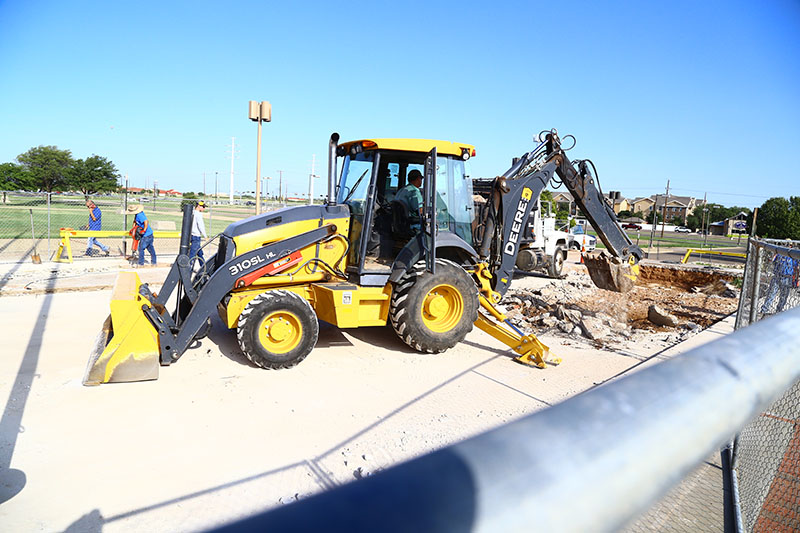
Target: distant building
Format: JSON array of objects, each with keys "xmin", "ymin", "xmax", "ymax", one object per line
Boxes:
[
  {"xmin": 722, "ymin": 212, "xmax": 748, "ymax": 235},
  {"xmin": 603, "ymin": 193, "xmax": 630, "ymax": 215},
  {"xmin": 551, "ymin": 191, "xmax": 576, "ymax": 215},
  {"xmin": 630, "ymin": 195, "xmax": 703, "ymax": 223},
  {"xmin": 549, "ymin": 191, "xmax": 630, "ymax": 215}
]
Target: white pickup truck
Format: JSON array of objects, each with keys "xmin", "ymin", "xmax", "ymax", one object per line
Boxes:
[
  {"xmin": 512, "ymin": 201, "xmax": 572, "ymax": 278},
  {"xmin": 569, "ymin": 224, "xmax": 597, "ymax": 252}
]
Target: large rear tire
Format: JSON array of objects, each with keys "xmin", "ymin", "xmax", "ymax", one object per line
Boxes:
[
  {"xmin": 237, "ymin": 290, "xmax": 319, "ymax": 369},
  {"xmin": 389, "ymin": 259, "xmax": 478, "ymax": 353}
]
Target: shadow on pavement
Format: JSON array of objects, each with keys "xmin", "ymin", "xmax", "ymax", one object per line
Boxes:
[
  {"xmin": 63, "ymin": 353, "xmax": 503, "ymax": 531},
  {"xmin": 0, "ymin": 274, "xmax": 57, "ymax": 503}
]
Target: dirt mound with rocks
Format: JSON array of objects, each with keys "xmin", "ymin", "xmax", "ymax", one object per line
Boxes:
[{"xmin": 503, "ymin": 265, "xmax": 740, "ymax": 350}]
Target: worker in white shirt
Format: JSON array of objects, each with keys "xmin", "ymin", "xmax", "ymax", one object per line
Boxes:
[{"xmin": 189, "ymin": 201, "xmax": 208, "ymax": 261}]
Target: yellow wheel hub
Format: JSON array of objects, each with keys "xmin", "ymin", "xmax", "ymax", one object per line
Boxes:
[
  {"xmin": 258, "ymin": 311, "xmax": 302, "ymax": 354},
  {"xmin": 422, "ymin": 284, "xmax": 463, "ymax": 332}
]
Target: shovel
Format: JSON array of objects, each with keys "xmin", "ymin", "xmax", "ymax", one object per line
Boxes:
[{"xmin": 29, "ymin": 209, "xmax": 41, "ymax": 264}]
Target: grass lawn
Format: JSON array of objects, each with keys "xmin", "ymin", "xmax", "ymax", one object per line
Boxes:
[
  {"xmin": 587, "ymin": 229, "xmax": 747, "ymax": 250},
  {"xmin": 0, "ymin": 194, "xmax": 276, "ymax": 239}
]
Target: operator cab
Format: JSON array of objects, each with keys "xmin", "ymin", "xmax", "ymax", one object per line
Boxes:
[{"xmin": 335, "ymin": 139, "xmax": 476, "ymax": 285}]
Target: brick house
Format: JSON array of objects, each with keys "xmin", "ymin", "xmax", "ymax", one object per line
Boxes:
[{"xmin": 630, "ymin": 195, "xmax": 702, "ymax": 223}]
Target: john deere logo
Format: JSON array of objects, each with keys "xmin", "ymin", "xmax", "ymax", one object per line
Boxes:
[{"xmin": 504, "ymin": 187, "xmax": 532, "ymax": 256}]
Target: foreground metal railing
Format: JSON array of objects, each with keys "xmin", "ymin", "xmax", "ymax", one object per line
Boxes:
[{"xmin": 212, "ymin": 308, "xmax": 800, "ymax": 532}]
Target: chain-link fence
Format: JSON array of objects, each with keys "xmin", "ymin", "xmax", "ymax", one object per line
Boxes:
[
  {"xmin": 0, "ymin": 191, "xmax": 292, "ymax": 264},
  {"xmin": 729, "ymin": 237, "xmax": 800, "ymax": 532}
]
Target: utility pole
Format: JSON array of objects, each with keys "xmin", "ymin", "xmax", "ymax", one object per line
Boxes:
[
  {"xmin": 751, "ymin": 207, "xmax": 759, "ymax": 237},
  {"xmin": 648, "ymin": 194, "xmax": 658, "ymax": 258},
  {"xmin": 660, "ymin": 179, "xmax": 670, "ymax": 238},
  {"xmin": 229, "ymin": 137, "xmax": 236, "ymax": 204},
  {"xmin": 701, "ymin": 192, "xmax": 708, "ymax": 248},
  {"xmin": 215, "ymin": 171, "xmax": 219, "ymax": 204},
  {"xmin": 249, "ymin": 100, "xmax": 271, "ymax": 215},
  {"xmin": 277, "ymin": 170, "xmax": 284, "ymax": 203},
  {"xmin": 203, "ymin": 172, "xmax": 206, "ymax": 198},
  {"xmin": 308, "ymin": 154, "xmax": 316, "ymax": 205},
  {"xmin": 153, "ymin": 180, "xmax": 158, "ymax": 212}
]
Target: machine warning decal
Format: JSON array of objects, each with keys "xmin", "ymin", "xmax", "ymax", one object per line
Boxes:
[{"xmin": 342, "ymin": 292, "xmax": 352, "ymax": 305}]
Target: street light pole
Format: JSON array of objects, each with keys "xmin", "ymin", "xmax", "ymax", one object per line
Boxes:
[
  {"xmin": 215, "ymin": 171, "xmax": 218, "ymax": 204},
  {"xmin": 249, "ymin": 100, "xmax": 271, "ymax": 216}
]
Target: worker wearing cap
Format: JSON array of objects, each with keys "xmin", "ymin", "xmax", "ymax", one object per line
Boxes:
[
  {"xmin": 84, "ymin": 198, "xmax": 110, "ymax": 256},
  {"xmin": 124, "ymin": 204, "xmax": 156, "ymax": 266},
  {"xmin": 395, "ymin": 169, "xmax": 424, "ymax": 232},
  {"xmin": 190, "ymin": 200, "xmax": 208, "ymax": 262}
]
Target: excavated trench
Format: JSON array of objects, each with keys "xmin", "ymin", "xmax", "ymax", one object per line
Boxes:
[{"xmin": 505, "ymin": 262, "xmax": 742, "ymax": 348}]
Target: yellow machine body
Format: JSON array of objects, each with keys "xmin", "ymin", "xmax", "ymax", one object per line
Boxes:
[{"xmin": 220, "ymin": 283, "xmax": 392, "ymax": 330}]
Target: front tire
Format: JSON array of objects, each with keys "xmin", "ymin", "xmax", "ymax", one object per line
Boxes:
[
  {"xmin": 237, "ymin": 290, "xmax": 319, "ymax": 369},
  {"xmin": 389, "ymin": 259, "xmax": 478, "ymax": 353},
  {"xmin": 548, "ymin": 245, "xmax": 566, "ymax": 278}
]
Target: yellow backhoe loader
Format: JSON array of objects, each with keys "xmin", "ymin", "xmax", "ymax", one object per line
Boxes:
[{"xmin": 84, "ymin": 130, "xmax": 642, "ymax": 385}]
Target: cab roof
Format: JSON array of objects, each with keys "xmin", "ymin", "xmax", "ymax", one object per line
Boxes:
[{"xmin": 340, "ymin": 138, "xmax": 476, "ymax": 158}]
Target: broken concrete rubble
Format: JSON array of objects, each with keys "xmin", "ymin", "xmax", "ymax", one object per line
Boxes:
[
  {"xmin": 503, "ymin": 264, "xmax": 740, "ymax": 351},
  {"xmin": 648, "ymin": 305, "xmax": 679, "ymax": 327}
]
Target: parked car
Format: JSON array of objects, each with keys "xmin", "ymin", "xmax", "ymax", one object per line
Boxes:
[
  {"xmin": 674, "ymin": 226, "xmax": 691, "ymax": 233},
  {"xmin": 569, "ymin": 225, "xmax": 597, "ymax": 251},
  {"xmin": 621, "ymin": 222, "xmax": 642, "ymax": 230}
]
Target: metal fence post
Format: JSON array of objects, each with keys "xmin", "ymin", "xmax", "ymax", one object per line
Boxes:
[
  {"xmin": 46, "ymin": 192, "xmax": 51, "ymax": 259},
  {"xmin": 735, "ymin": 238, "xmax": 753, "ymax": 330},
  {"xmin": 748, "ymin": 244, "xmax": 762, "ymax": 325}
]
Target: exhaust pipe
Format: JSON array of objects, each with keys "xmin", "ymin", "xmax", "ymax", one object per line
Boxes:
[
  {"xmin": 327, "ymin": 132, "xmax": 339, "ymax": 205},
  {"xmin": 179, "ymin": 203, "xmax": 193, "ymax": 256}
]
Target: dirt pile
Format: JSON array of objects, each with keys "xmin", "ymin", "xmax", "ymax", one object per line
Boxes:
[{"xmin": 503, "ymin": 265, "xmax": 740, "ymax": 350}]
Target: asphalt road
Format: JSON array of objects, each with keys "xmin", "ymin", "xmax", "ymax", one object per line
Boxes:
[{"xmin": 598, "ymin": 229, "xmax": 748, "ymax": 267}]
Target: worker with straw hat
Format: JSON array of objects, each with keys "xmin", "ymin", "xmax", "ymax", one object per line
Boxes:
[{"xmin": 123, "ymin": 204, "xmax": 156, "ymax": 266}]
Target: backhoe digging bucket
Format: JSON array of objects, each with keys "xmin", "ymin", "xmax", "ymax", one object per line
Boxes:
[
  {"xmin": 582, "ymin": 251, "xmax": 639, "ymax": 293},
  {"xmin": 83, "ymin": 272, "xmax": 160, "ymax": 385}
]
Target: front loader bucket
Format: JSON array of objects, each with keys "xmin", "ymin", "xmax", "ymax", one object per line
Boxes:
[
  {"xmin": 582, "ymin": 251, "xmax": 639, "ymax": 293},
  {"xmin": 83, "ymin": 272, "xmax": 160, "ymax": 385}
]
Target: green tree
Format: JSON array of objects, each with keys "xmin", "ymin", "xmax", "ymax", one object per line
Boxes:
[
  {"xmin": 756, "ymin": 197, "xmax": 800, "ymax": 239},
  {"xmin": 16, "ymin": 146, "xmax": 74, "ymax": 192},
  {"xmin": 790, "ymin": 197, "xmax": 800, "ymax": 239},
  {"xmin": 0, "ymin": 162, "xmax": 34, "ymax": 190},
  {"xmin": 70, "ymin": 155, "xmax": 120, "ymax": 194}
]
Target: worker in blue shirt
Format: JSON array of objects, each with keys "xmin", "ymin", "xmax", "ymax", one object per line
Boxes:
[
  {"xmin": 84, "ymin": 199, "xmax": 110, "ymax": 256},
  {"xmin": 124, "ymin": 204, "xmax": 156, "ymax": 266}
]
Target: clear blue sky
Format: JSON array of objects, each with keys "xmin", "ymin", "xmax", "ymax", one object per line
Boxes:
[{"xmin": 1, "ymin": 0, "xmax": 798, "ymax": 208}]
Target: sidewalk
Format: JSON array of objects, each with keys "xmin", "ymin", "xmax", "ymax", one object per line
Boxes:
[{"xmin": 0, "ymin": 256, "xmax": 177, "ymax": 296}]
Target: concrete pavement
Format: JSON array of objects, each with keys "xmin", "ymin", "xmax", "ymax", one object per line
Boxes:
[{"xmin": 0, "ymin": 259, "xmax": 735, "ymax": 531}]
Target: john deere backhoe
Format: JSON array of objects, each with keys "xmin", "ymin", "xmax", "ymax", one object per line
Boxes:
[{"xmin": 84, "ymin": 130, "xmax": 643, "ymax": 385}]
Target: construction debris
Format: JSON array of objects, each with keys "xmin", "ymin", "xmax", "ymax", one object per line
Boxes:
[
  {"xmin": 648, "ymin": 305, "xmax": 679, "ymax": 327},
  {"xmin": 503, "ymin": 264, "xmax": 740, "ymax": 351}
]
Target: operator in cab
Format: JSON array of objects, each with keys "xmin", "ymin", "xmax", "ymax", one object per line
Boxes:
[{"xmin": 395, "ymin": 169, "xmax": 424, "ymax": 232}]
